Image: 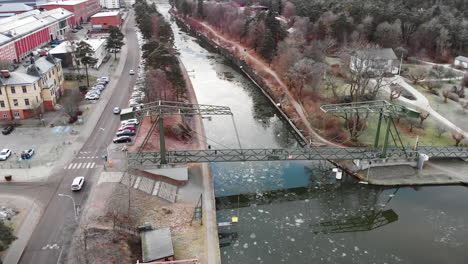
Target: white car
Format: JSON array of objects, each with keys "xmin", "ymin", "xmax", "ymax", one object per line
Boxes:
[
  {"xmin": 85, "ymin": 94, "xmax": 99, "ymax": 100},
  {"xmin": 71, "ymin": 176, "xmax": 85, "ymax": 191},
  {"xmin": 95, "ymin": 84, "xmax": 105, "ymax": 91},
  {"xmin": 121, "ymin": 118, "xmax": 139, "ymax": 126},
  {"xmin": 0, "ymin": 148, "xmax": 11, "ymax": 161},
  {"xmin": 101, "ymin": 76, "xmax": 109, "ymax": 83},
  {"xmin": 129, "ymin": 70, "xmax": 135, "ymax": 75},
  {"xmin": 113, "ymin": 107, "xmax": 121, "ymax": 114}
]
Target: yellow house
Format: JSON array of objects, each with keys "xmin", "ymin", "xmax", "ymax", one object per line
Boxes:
[{"xmin": 0, "ymin": 54, "xmax": 64, "ymax": 120}]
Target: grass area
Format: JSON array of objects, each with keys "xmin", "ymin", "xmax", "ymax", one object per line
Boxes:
[
  {"xmin": 357, "ymin": 114, "xmax": 464, "ymax": 147},
  {"xmin": 64, "ymin": 74, "xmax": 98, "ymax": 90}
]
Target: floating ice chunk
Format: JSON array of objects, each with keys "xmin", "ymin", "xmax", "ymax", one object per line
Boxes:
[
  {"xmin": 243, "ymin": 243, "xmax": 249, "ymax": 248},
  {"xmin": 332, "ymin": 248, "xmax": 337, "ymax": 252},
  {"xmin": 389, "ymin": 194, "xmax": 395, "ymax": 197},
  {"xmin": 295, "ymin": 219, "xmax": 305, "ymax": 224},
  {"xmin": 254, "ymin": 241, "xmax": 257, "ymax": 245},
  {"xmin": 342, "ymin": 253, "xmax": 347, "ymax": 257},
  {"xmin": 354, "ymin": 246, "xmax": 359, "ymax": 251},
  {"xmin": 250, "ymin": 233, "xmax": 256, "ymax": 239},
  {"xmin": 364, "ymin": 251, "xmax": 368, "ymax": 254},
  {"xmin": 258, "ymin": 209, "xmax": 264, "ymax": 213},
  {"xmin": 290, "ymin": 238, "xmax": 295, "ymax": 242},
  {"xmin": 328, "ymin": 238, "xmax": 335, "ymax": 243}
]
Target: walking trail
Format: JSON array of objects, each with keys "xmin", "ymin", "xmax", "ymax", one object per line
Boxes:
[
  {"xmin": 195, "ymin": 19, "xmax": 342, "ymax": 147},
  {"xmin": 380, "ymin": 76, "xmax": 468, "ymax": 138}
]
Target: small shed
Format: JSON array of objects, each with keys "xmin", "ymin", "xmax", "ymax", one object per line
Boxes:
[
  {"xmin": 141, "ymin": 227, "xmax": 175, "ymax": 263},
  {"xmin": 454, "ymin": 56, "xmax": 468, "ymax": 69}
]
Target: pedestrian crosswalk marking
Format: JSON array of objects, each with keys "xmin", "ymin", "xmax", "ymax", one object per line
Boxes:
[{"xmin": 64, "ymin": 162, "xmax": 96, "ymax": 170}]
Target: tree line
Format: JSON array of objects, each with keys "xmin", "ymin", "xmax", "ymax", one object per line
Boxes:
[{"xmin": 134, "ymin": 0, "xmax": 187, "ymax": 102}]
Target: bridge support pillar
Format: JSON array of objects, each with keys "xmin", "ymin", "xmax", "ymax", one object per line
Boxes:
[
  {"xmin": 381, "ymin": 117, "xmax": 392, "ymax": 158},
  {"xmin": 159, "ymin": 116, "xmax": 167, "ymax": 164},
  {"xmin": 417, "ymin": 153, "xmax": 429, "ymax": 170},
  {"xmin": 374, "ymin": 113, "xmax": 383, "ymax": 148}
]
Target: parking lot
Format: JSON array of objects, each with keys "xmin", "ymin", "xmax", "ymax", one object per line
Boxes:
[{"xmin": 0, "ymin": 126, "xmax": 74, "ymax": 169}]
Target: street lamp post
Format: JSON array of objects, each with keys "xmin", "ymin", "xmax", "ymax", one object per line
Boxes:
[{"xmin": 58, "ymin": 194, "xmax": 77, "ymax": 221}]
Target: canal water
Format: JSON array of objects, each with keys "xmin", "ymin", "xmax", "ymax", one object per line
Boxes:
[{"xmin": 155, "ymin": 2, "xmax": 468, "ymax": 263}]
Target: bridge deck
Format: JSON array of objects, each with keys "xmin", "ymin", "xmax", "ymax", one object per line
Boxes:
[{"xmin": 127, "ymin": 146, "xmax": 468, "ymax": 166}]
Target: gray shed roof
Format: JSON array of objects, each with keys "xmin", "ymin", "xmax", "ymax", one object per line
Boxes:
[
  {"xmin": 354, "ymin": 48, "xmax": 397, "ymax": 60},
  {"xmin": 141, "ymin": 227, "xmax": 174, "ymax": 262},
  {"xmin": 455, "ymin": 56, "xmax": 468, "ymax": 63}
]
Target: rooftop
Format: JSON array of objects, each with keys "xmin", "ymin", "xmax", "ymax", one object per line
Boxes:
[
  {"xmin": 354, "ymin": 48, "xmax": 397, "ymax": 60},
  {"xmin": 455, "ymin": 56, "xmax": 468, "ymax": 63},
  {"xmin": 141, "ymin": 227, "xmax": 174, "ymax": 263},
  {"xmin": 0, "ymin": 54, "xmax": 60, "ymax": 85},
  {"xmin": 91, "ymin": 11, "xmax": 120, "ymax": 18},
  {"xmin": 0, "ymin": 3, "xmax": 33, "ymax": 12},
  {"xmin": 0, "ymin": 8, "xmax": 74, "ymax": 46},
  {"xmin": 49, "ymin": 39, "xmax": 106, "ymax": 54},
  {"xmin": 39, "ymin": 0, "xmax": 88, "ymax": 6}
]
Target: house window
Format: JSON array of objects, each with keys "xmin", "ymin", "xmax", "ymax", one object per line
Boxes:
[
  {"xmin": 24, "ymin": 99, "xmax": 30, "ymax": 106},
  {"xmin": 22, "ymin": 86, "xmax": 27, "ymax": 93},
  {"xmin": 11, "ymin": 87, "xmax": 15, "ymax": 94},
  {"xmin": 49, "ymin": 72, "xmax": 51, "ymax": 78},
  {"xmin": 13, "ymin": 99, "xmax": 18, "ymax": 106},
  {"xmin": 34, "ymin": 83, "xmax": 37, "ymax": 90},
  {"xmin": 0, "ymin": 101, "xmax": 4, "ymax": 108},
  {"xmin": 36, "ymin": 96, "xmax": 38, "ymax": 102},
  {"xmin": 2, "ymin": 113, "xmax": 7, "ymax": 119},
  {"xmin": 13, "ymin": 111, "xmax": 20, "ymax": 118}
]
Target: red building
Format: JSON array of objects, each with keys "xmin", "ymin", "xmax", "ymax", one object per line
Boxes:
[
  {"xmin": 90, "ymin": 11, "xmax": 121, "ymax": 30},
  {"xmin": 0, "ymin": 9, "xmax": 75, "ymax": 62},
  {"xmin": 39, "ymin": 0, "xmax": 101, "ymax": 25}
]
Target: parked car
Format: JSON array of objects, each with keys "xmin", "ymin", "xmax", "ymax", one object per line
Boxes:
[
  {"xmin": 71, "ymin": 176, "xmax": 85, "ymax": 191},
  {"xmin": 2, "ymin": 126, "xmax": 14, "ymax": 135},
  {"xmin": 71, "ymin": 29, "xmax": 79, "ymax": 33},
  {"xmin": 100, "ymin": 76, "xmax": 109, "ymax": 83},
  {"xmin": 95, "ymin": 84, "xmax": 105, "ymax": 90},
  {"xmin": 121, "ymin": 119, "xmax": 139, "ymax": 126},
  {"xmin": 85, "ymin": 94, "xmax": 99, "ymax": 100},
  {"xmin": 0, "ymin": 149, "xmax": 11, "ymax": 161},
  {"xmin": 113, "ymin": 107, "xmax": 121, "ymax": 114},
  {"xmin": 118, "ymin": 125, "xmax": 136, "ymax": 131},
  {"xmin": 89, "ymin": 89, "xmax": 100, "ymax": 95},
  {"xmin": 113, "ymin": 136, "xmax": 131, "ymax": 143},
  {"xmin": 20, "ymin": 149, "xmax": 35, "ymax": 160},
  {"xmin": 116, "ymin": 130, "xmax": 136, "ymax": 137},
  {"xmin": 129, "ymin": 70, "xmax": 135, "ymax": 75}
]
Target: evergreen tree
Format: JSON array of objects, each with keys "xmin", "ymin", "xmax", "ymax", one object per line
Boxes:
[
  {"xmin": 197, "ymin": 0, "xmax": 204, "ymax": 19},
  {"xmin": 264, "ymin": 10, "xmax": 286, "ymax": 52},
  {"xmin": 106, "ymin": 25, "xmax": 124, "ymax": 59},
  {"xmin": 259, "ymin": 29, "xmax": 276, "ymax": 62},
  {"xmin": 75, "ymin": 41, "xmax": 98, "ymax": 87},
  {"xmin": 0, "ymin": 221, "xmax": 16, "ymax": 252}
]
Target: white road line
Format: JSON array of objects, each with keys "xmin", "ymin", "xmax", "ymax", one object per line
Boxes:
[
  {"xmin": 76, "ymin": 163, "xmax": 82, "ymax": 169},
  {"xmin": 90, "ymin": 162, "xmax": 95, "ymax": 168},
  {"xmin": 86, "ymin": 162, "xmax": 91, "ymax": 169},
  {"xmin": 67, "ymin": 164, "xmax": 74, "ymax": 169},
  {"xmin": 71, "ymin": 163, "xmax": 78, "ymax": 169}
]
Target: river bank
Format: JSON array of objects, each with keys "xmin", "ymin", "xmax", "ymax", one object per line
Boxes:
[{"xmin": 170, "ymin": 10, "xmax": 342, "ymax": 147}]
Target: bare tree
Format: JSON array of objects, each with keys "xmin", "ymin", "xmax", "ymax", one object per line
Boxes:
[
  {"xmin": 286, "ymin": 58, "xmax": 325, "ymax": 100},
  {"xmin": 408, "ymin": 67, "xmax": 428, "ymax": 84},
  {"xmin": 435, "ymin": 125, "xmax": 446, "ymax": 138},
  {"xmin": 451, "ymin": 132, "xmax": 465, "ymax": 146},
  {"xmin": 389, "ymin": 83, "xmax": 403, "ymax": 101},
  {"xmin": 418, "ymin": 110, "xmax": 430, "ymax": 125},
  {"xmin": 442, "ymin": 90, "xmax": 450, "ymax": 103}
]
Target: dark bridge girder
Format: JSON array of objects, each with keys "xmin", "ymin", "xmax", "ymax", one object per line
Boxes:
[{"xmin": 127, "ymin": 146, "xmax": 468, "ymax": 166}]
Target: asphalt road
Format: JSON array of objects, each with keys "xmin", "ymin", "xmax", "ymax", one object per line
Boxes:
[{"xmin": 9, "ymin": 10, "xmax": 140, "ymax": 264}]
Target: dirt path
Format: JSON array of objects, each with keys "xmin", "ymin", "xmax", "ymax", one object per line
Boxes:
[{"xmin": 192, "ymin": 19, "xmax": 343, "ymax": 148}]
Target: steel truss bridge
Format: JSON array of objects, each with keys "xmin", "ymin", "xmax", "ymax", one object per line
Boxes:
[
  {"xmin": 128, "ymin": 146, "xmax": 468, "ymax": 166},
  {"xmin": 126, "ymin": 100, "xmax": 468, "ymax": 166}
]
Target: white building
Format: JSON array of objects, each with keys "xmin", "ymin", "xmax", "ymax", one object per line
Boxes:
[
  {"xmin": 100, "ymin": 0, "xmax": 119, "ymax": 9},
  {"xmin": 49, "ymin": 39, "xmax": 107, "ymax": 69},
  {"xmin": 454, "ymin": 56, "xmax": 468, "ymax": 69},
  {"xmin": 350, "ymin": 48, "xmax": 398, "ymax": 75}
]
